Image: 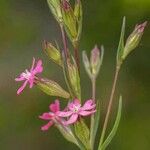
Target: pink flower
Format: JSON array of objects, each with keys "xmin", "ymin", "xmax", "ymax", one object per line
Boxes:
[
  {"xmin": 15, "ymin": 58, "xmax": 43, "ymax": 94},
  {"xmin": 58, "ymin": 99, "xmax": 96, "ymax": 125},
  {"xmin": 39, "ymin": 100, "xmax": 62, "ymax": 131}
]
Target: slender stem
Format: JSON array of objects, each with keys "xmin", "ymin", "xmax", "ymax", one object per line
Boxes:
[
  {"xmin": 73, "ymin": 41, "xmax": 80, "ymax": 72},
  {"xmin": 60, "ymin": 24, "xmax": 69, "ymax": 59},
  {"xmin": 92, "ymin": 77, "xmax": 96, "ymax": 102},
  {"xmin": 90, "ymin": 77, "xmax": 96, "ymax": 149},
  {"xmin": 99, "ymin": 66, "xmax": 120, "ymax": 149}
]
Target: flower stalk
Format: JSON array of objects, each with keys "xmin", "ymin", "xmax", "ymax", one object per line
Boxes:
[{"xmin": 98, "ymin": 66, "xmax": 120, "ymax": 149}]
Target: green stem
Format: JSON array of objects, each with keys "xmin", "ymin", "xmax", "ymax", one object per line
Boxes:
[
  {"xmin": 90, "ymin": 77, "xmax": 96, "ymax": 149},
  {"xmin": 98, "ymin": 66, "xmax": 120, "ymax": 149}
]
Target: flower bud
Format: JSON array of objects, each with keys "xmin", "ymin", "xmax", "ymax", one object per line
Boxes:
[
  {"xmin": 82, "ymin": 45, "xmax": 104, "ymax": 79},
  {"xmin": 67, "ymin": 58, "xmax": 81, "ymax": 99},
  {"xmin": 36, "ymin": 78, "xmax": 70, "ymax": 99},
  {"xmin": 43, "ymin": 41, "xmax": 62, "ymax": 66},
  {"xmin": 47, "ymin": 0, "xmax": 62, "ymax": 23},
  {"xmin": 61, "ymin": 0, "xmax": 78, "ymax": 42},
  {"xmin": 90, "ymin": 45, "xmax": 101, "ymax": 75},
  {"xmin": 74, "ymin": 0, "xmax": 83, "ymax": 40},
  {"xmin": 122, "ymin": 21, "xmax": 147, "ymax": 60}
]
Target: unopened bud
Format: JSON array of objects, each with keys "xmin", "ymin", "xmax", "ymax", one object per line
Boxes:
[
  {"xmin": 122, "ymin": 21, "xmax": 147, "ymax": 60},
  {"xmin": 82, "ymin": 45, "xmax": 104, "ymax": 79},
  {"xmin": 47, "ymin": 0, "xmax": 62, "ymax": 23},
  {"xmin": 61, "ymin": 0, "xmax": 78, "ymax": 42},
  {"xmin": 74, "ymin": 0, "xmax": 83, "ymax": 40},
  {"xmin": 43, "ymin": 41, "xmax": 62, "ymax": 66},
  {"xmin": 90, "ymin": 45, "xmax": 100, "ymax": 75},
  {"xmin": 36, "ymin": 78, "xmax": 70, "ymax": 99},
  {"xmin": 67, "ymin": 58, "xmax": 81, "ymax": 99}
]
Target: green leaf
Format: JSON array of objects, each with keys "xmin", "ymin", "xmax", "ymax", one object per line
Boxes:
[
  {"xmin": 90, "ymin": 100, "xmax": 101, "ymax": 148},
  {"xmin": 74, "ymin": 119, "xmax": 91, "ymax": 149},
  {"xmin": 116, "ymin": 17, "xmax": 126, "ymax": 68},
  {"xmin": 36, "ymin": 78, "xmax": 70, "ymax": 99},
  {"xmin": 100, "ymin": 96, "xmax": 122, "ymax": 150}
]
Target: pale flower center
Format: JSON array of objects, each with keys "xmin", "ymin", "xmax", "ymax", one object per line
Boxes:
[
  {"xmin": 73, "ymin": 105, "xmax": 81, "ymax": 113},
  {"xmin": 22, "ymin": 69, "xmax": 32, "ymax": 80}
]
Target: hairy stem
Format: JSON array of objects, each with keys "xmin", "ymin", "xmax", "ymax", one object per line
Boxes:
[{"xmin": 99, "ymin": 66, "xmax": 120, "ymax": 149}]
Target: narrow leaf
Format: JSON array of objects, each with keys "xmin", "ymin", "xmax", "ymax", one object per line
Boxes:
[
  {"xmin": 90, "ymin": 99, "xmax": 101, "ymax": 148},
  {"xmin": 117, "ymin": 17, "xmax": 126, "ymax": 67},
  {"xmin": 100, "ymin": 96, "xmax": 122, "ymax": 150}
]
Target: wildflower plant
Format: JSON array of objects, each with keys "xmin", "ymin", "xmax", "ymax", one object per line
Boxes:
[{"xmin": 15, "ymin": 0, "xmax": 147, "ymax": 150}]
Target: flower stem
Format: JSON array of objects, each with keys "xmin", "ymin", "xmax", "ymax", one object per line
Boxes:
[
  {"xmin": 98, "ymin": 66, "xmax": 120, "ymax": 149},
  {"xmin": 90, "ymin": 77, "xmax": 96, "ymax": 149}
]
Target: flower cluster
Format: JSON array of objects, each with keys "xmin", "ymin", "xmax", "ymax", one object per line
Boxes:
[
  {"xmin": 40, "ymin": 99, "xmax": 96, "ymax": 131},
  {"xmin": 15, "ymin": 0, "xmax": 147, "ymax": 149}
]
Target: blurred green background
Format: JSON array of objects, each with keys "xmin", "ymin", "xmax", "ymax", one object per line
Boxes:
[{"xmin": 0, "ymin": 0, "xmax": 150, "ymax": 149}]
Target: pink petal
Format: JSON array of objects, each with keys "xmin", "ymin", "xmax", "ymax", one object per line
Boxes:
[
  {"xmin": 57, "ymin": 111, "xmax": 72, "ymax": 117},
  {"xmin": 64, "ymin": 114, "xmax": 78, "ymax": 125},
  {"xmin": 15, "ymin": 76, "xmax": 25, "ymax": 81},
  {"xmin": 68, "ymin": 99, "xmax": 81, "ymax": 111},
  {"xmin": 73, "ymin": 99, "xmax": 80, "ymax": 105},
  {"xmin": 79, "ymin": 110, "xmax": 96, "ymax": 116},
  {"xmin": 41, "ymin": 121, "xmax": 53, "ymax": 131},
  {"xmin": 17, "ymin": 80, "xmax": 28, "ymax": 95},
  {"xmin": 33, "ymin": 59, "xmax": 43, "ymax": 74},
  {"xmin": 49, "ymin": 100, "xmax": 60, "ymax": 113},
  {"xmin": 82, "ymin": 99, "xmax": 96, "ymax": 111},
  {"xmin": 39, "ymin": 112, "xmax": 53, "ymax": 120},
  {"xmin": 29, "ymin": 79, "xmax": 34, "ymax": 88},
  {"xmin": 30, "ymin": 57, "xmax": 36, "ymax": 72}
]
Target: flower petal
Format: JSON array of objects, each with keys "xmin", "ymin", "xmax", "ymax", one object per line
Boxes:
[
  {"xmin": 82, "ymin": 99, "xmax": 96, "ymax": 111},
  {"xmin": 49, "ymin": 100, "xmax": 60, "ymax": 113},
  {"xmin": 15, "ymin": 76, "xmax": 25, "ymax": 81},
  {"xmin": 39, "ymin": 112, "xmax": 53, "ymax": 120},
  {"xmin": 64, "ymin": 114, "xmax": 78, "ymax": 125},
  {"xmin": 33, "ymin": 59, "xmax": 43, "ymax": 74},
  {"xmin": 57, "ymin": 111, "xmax": 72, "ymax": 117},
  {"xmin": 29, "ymin": 79, "xmax": 34, "ymax": 88},
  {"xmin": 68, "ymin": 99, "xmax": 81, "ymax": 111},
  {"xmin": 79, "ymin": 110, "xmax": 96, "ymax": 116},
  {"xmin": 17, "ymin": 80, "xmax": 28, "ymax": 95},
  {"xmin": 30, "ymin": 57, "xmax": 36, "ymax": 72},
  {"xmin": 41, "ymin": 121, "xmax": 53, "ymax": 131}
]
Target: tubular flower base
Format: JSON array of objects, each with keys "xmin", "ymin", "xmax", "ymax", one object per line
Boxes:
[
  {"xmin": 58, "ymin": 99, "xmax": 96, "ymax": 125},
  {"xmin": 15, "ymin": 58, "xmax": 43, "ymax": 94}
]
